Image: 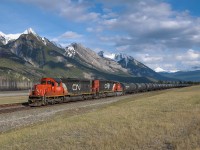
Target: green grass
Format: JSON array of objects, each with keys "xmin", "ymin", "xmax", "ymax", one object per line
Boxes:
[{"xmin": 0, "ymin": 86, "xmax": 200, "ymax": 149}]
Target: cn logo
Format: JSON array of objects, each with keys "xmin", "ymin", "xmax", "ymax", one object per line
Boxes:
[
  {"xmin": 72, "ymin": 84, "xmax": 81, "ymax": 91},
  {"xmin": 104, "ymin": 83, "xmax": 110, "ymax": 89}
]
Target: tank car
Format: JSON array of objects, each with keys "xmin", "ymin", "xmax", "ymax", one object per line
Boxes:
[
  {"xmin": 136, "ymin": 83, "xmax": 147, "ymax": 92},
  {"xmin": 123, "ymin": 83, "xmax": 137, "ymax": 94}
]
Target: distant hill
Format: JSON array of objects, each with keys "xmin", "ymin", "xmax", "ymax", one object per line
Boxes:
[{"xmin": 160, "ymin": 70, "xmax": 200, "ymax": 81}]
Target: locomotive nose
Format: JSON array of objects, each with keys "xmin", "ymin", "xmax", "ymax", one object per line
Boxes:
[{"xmin": 31, "ymin": 84, "xmax": 46, "ymax": 96}]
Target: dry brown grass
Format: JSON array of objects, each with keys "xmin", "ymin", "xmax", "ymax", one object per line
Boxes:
[
  {"xmin": 0, "ymin": 96, "xmax": 28, "ymax": 104},
  {"xmin": 0, "ymin": 86, "xmax": 200, "ymax": 150}
]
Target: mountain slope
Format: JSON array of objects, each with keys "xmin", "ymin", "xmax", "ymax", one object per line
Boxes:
[
  {"xmin": 0, "ymin": 32, "xmax": 135, "ymax": 82},
  {"xmin": 98, "ymin": 52, "xmax": 176, "ymax": 81},
  {"xmin": 64, "ymin": 43, "xmax": 129, "ymax": 75},
  {"xmin": 0, "ymin": 28, "xmax": 172, "ymax": 83}
]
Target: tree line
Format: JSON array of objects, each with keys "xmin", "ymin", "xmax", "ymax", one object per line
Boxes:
[{"xmin": 0, "ymin": 78, "xmax": 33, "ymax": 91}]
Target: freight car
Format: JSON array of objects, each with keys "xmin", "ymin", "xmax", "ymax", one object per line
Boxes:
[{"xmin": 28, "ymin": 77, "xmax": 189, "ymax": 106}]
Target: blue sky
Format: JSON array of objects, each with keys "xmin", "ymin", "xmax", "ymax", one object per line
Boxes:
[{"xmin": 1, "ymin": 0, "xmax": 200, "ymax": 72}]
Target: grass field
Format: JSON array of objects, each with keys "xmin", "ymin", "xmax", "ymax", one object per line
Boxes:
[
  {"xmin": 0, "ymin": 96, "xmax": 28, "ymax": 104},
  {"xmin": 0, "ymin": 86, "xmax": 200, "ymax": 149},
  {"xmin": 0, "ymin": 90, "xmax": 29, "ymax": 104}
]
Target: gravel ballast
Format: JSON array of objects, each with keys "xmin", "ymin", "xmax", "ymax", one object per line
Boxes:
[{"xmin": 0, "ymin": 95, "xmax": 134, "ymax": 133}]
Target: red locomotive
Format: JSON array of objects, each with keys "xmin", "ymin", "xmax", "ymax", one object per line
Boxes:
[{"xmin": 28, "ymin": 78, "xmax": 124, "ymax": 106}]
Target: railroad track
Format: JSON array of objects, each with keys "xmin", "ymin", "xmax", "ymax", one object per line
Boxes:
[
  {"xmin": 0, "ymin": 88, "xmax": 177, "ymax": 114},
  {"xmin": 0, "ymin": 102, "xmax": 30, "ymax": 114},
  {"xmin": 0, "ymin": 95, "xmax": 126, "ymax": 114}
]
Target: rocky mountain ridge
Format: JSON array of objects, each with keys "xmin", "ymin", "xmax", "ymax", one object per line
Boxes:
[
  {"xmin": 98, "ymin": 51, "xmax": 169, "ymax": 80},
  {"xmin": 0, "ymin": 28, "xmax": 173, "ymax": 82}
]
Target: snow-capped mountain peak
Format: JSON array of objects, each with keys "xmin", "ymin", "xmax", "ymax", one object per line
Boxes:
[
  {"xmin": 23, "ymin": 28, "xmax": 48, "ymax": 45},
  {"xmin": 0, "ymin": 28, "xmax": 39, "ymax": 45},
  {"xmin": 98, "ymin": 51, "xmax": 133, "ymax": 66},
  {"xmin": 0, "ymin": 31, "xmax": 21, "ymax": 44},
  {"xmin": 0, "ymin": 31, "xmax": 5, "ymax": 37},
  {"xmin": 23, "ymin": 28, "xmax": 37, "ymax": 35}
]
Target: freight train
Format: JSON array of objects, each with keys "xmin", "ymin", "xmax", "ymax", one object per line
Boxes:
[{"xmin": 28, "ymin": 77, "xmax": 189, "ymax": 106}]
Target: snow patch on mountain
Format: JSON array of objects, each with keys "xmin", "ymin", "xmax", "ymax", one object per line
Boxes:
[
  {"xmin": 114, "ymin": 53, "xmax": 131, "ymax": 66},
  {"xmin": 42, "ymin": 37, "xmax": 47, "ymax": 45},
  {"xmin": 155, "ymin": 67, "xmax": 179, "ymax": 73},
  {"xmin": 23, "ymin": 28, "xmax": 37, "ymax": 35},
  {"xmin": 104, "ymin": 53, "xmax": 115, "ymax": 60},
  {"xmin": 155, "ymin": 67, "xmax": 166, "ymax": 72},
  {"xmin": 169, "ymin": 70, "xmax": 179, "ymax": 73},
  {"xmin": 98, "ymin": 51, "xmax": 115, "ymax": 59},
  {"xmin": 0, "ymin": 31, "xmax": 21, "ymax": 44},
  {"xmin": 64, "ymin": 46, "xmax": 76, "ymax": 57},
  {"xmin": 98, "ymin": 51, "xmax": 132, "ymax": 67},
  {"xmin": 0, "ymin": 28, "xmax": 46, "ymax": 45}
]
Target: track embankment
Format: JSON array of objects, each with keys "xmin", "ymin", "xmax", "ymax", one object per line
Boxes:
[{"xmin": 0, "ymin": 94, "xmax": 137, "ymax": 133}]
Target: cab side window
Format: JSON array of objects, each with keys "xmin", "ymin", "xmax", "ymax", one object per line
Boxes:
[{"xmin": 41, "ymin": 81, "xmax": 46, "ymax": 84}]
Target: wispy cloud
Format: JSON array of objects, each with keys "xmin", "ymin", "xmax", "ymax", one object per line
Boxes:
[
  {"xmin": 15, "ymin": 0, "xmax": 100, "ymax": 22},
  {"xmin": 51, "ymin": 31, "xmax": 83, "ymax": 47},
  {"xmin": 59, "ymin": 31, "xmax": 83, "ymax": 39}
]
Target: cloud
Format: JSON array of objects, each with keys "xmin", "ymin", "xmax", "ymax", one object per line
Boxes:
[
  {"xmin": 175, "ymin": 49, "xmax": 200, "ymax": 68},
  {"xmin": 12, "ymin": 0, "xmax": 200, "ymax": 71},
  {"xmin": 14, "ymin": 0, "xmax": 100, "ymax": 22},
  {"xmin": 116, "ymin": 45, "xmax": 130, "ymax": 51},
  {"xmin": 60, "ymin": 31, "xmax": 83, "ymax": 39},
  {"xmin": 93, "ymin": 0, "xmax": 200, "ymax": 71},
  {"xmin": 94, "ymin": 0, "xmax": 200, "ymax": 52},
  {"xmin": 86, "ymin": 27, "xmax": 103, "ymax": 33},
  {"xmin": 51, "ymin": 31, "xmax": 83, "ymax": 47},
  {"xmin": 136, "ymin": 54, "xmax": 163, "ymax": 64},
  {"xmin": 176, "ymin": 49, "xmax": 200, "ymax": 61}
]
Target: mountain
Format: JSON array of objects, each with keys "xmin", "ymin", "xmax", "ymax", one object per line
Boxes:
[
  {"xmin": 0, "ymin": 28, "xmax": 173, "ymax": 83},
  {"xmin": 98, "ymin": 51, "xmax": 175, "ymax": 81},
  {"xmin": 0, "ymin": 28, "xmax": 36, "ymax": 45},
  {"xmin": 65, "ymin": 44, "xmax": 128, "ymax": 74},
  {"xmin": 160, "ymin": 70, "xmax": 200, "ymax": 81}
]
